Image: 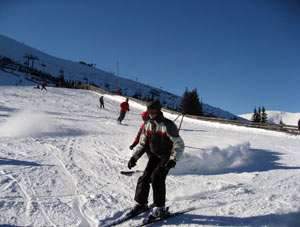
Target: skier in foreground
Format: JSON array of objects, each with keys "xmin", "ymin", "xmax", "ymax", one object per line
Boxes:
[{"xmin": 127, "ymin": 100, "xmax": 185, "ymax": 220}]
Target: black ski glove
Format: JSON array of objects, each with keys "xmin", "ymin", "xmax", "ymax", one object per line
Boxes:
[
  {"xmin": 129, "ymin": 141, "xmax": 138, "ymax": 150},
  {"xmin": 129, "ymin": 145, "xmax": 134, "ymax": 150},
  {"xmin": 128, "ymin": 157, "xmax": 137, "ymax": 169},
  {"xmin": 165, "ymin": 159, "xmax": 176, "ymax": 171}
]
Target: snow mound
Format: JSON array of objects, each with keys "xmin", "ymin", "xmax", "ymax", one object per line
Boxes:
[{"xmin": 172, "ymin": 142, "xmax": 253, "ymax": 175}]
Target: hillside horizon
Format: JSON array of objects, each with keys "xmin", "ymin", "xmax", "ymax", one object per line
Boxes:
[
  {"xmin": 1, "ymin": 34, "xmax": 299, "ymax": 124},
  {"xmin": 1, "ymin": 34, "xmax": 243, "ymax": 120},
  {"xmin": 239, "ymin": 111, "xmax": 299, "ymax": 127}
]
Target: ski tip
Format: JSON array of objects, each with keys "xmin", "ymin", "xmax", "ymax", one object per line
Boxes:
[
  {"xmin": 120, "ymin": 170, "xmax": 142, "ymax": 175},
  {"xmin": 120, "ymin": 171, "xmax": 134, "ymax": 176}
]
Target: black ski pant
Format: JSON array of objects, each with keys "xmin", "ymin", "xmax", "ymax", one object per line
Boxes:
[
  {"xmin": 117, "ymin": 111, "xmax": 126, "ymax": 123},
  {"xmin": 134, "ymin": 155, "xmax": 169, "ymax": 207}
]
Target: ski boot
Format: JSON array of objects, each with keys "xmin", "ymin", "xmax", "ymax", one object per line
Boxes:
[
  {"xmin": 147, "ymin": 206, "xmax": 169, "ymax": 221},
  {"xmin": 126, "ymin": 203, "xmax": 148, "ymax": 217}
]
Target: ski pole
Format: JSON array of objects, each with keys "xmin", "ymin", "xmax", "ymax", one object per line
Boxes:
[
  {"xmin": 178, "ymin": 113, "xmax": 185, "ymax": 132},
  {"xmin": 174, "ymin": 113, "xmax": 182, "ymax": 122}
]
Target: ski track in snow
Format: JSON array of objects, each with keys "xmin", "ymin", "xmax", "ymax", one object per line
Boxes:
[
  {"xmin": 46, "ymin": 143, "xmax": 92, "ymax": 227},
  {"xmin": 0, "ymin": 87, "xmax": 300, "ymax": 227},
  {"xmin": 0, "ymin": 160, "xmax": 57, "ymax": 226}
]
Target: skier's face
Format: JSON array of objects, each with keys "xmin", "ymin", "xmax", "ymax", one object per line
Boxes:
[{"xmin": 147, "ymin": 109, "xmax": 158, "ymax": 119}]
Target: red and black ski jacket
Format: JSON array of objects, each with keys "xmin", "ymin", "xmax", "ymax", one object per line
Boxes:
[{"xmin": 132, "ymin": 112, "xmax": 184, "ymax": 162}]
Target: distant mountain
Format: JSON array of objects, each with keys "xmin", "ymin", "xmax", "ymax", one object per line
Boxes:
[
  {"xmin": 239, "ymin": 111, "xmax": 300, "ymax": 126},
  {"xmin": 0, "ymin": 33, "xmax": 242, "ymax": 120}
]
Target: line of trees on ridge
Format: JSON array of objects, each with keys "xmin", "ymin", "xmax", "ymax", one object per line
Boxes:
[{"xmin": 252, "ymin": 107, "xmax": 268, "ymax": 123}]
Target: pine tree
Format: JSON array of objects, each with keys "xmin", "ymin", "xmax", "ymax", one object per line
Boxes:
[
  {"xmin": 279, "ymin": 118, "xmax": 284, "ymax": 131},
  {"xmin": 261, "ymin": 107, "xmax": 268, "ymax": 123},
  {"xmin": 257, "ymin": 107, "xmax": 262, "ymax": 123},
  {"xmin": 252, "ymin": 107, "xmax": 258, "ymax": 122},
  {"xmin": 181, "ymin": 88, "xmax": 202, "ymax": 115}
]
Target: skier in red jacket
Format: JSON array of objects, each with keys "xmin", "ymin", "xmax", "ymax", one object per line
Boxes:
[{"xmin": 117, "ymin": 98, "xmax": 130, "ymax": 124}]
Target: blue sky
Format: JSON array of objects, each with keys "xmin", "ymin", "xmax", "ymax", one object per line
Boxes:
[{"xmin": 0, "ymin": 0, "xmax": 299, "ymax": 115}]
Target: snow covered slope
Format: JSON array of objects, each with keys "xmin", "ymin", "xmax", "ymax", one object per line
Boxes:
[
  {"xmin": 0, "ymin": 34, "xmax": 240, "ymax": 119},
  {"xmin": 0, "ymin": 86, "xmax": 299, "ymax": 227},
  {"xmin": 239, "ymin": 111, "xmax": 300, "ymax": 126}
]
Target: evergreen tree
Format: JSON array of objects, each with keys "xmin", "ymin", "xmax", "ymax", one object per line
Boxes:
[
  {"xmin": 261, "ymin": 107, "xmax": 268, "ymax": 123},
  {"xmin": 252, "ymin": 106, "xmax": 268, "ymax": 123},
  {"xmin": 257, "ymin": 107, "xmax": 262, "ymax": 123},
  {"xmin": 252, "ymin": 107, "xmax": 258, "ymax": 122},
  {"xmin": 279, "ymin": 118, "xmax": 284, "ymax": 130},
  {"xmin": 181, "ymin": 88, "xmax": 202, "ymax": 115}
]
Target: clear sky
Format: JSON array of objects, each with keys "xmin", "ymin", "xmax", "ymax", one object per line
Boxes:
[{"xmin": 1, "ymin": 0, "xmax": 299, "ymax": 115}]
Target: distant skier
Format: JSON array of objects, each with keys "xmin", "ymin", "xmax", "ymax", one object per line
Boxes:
[
  {"xmin": 117, "ymin": 98, "xmax": 130, "ymax": 124},
  {"xmin": 99, "ymin": 96, "xmax": 104, "ymax": 108},
  {"xmin": 298, "ymin": 118, "xmax": 300, "ymax": 131},
  {"xmin": 41, "ymin": 81, "xmax": 47, "ymax": 90},
  {"xmin": 129, "ymin": 111, "xmax": 149, "ymax": 152},
  {"xmin": 127, "ymin": 100, "xmax": 185, "ymax": 220}
]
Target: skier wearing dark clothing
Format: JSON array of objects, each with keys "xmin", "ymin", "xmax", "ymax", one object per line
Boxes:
[
  {"xmin": 117, "ymin": 98, "xmax": 130, "ymax": 124},
  {"xmin": 127, "ymin": 100, "xmax": 184, "ymax": 220},
  {"xmin": 298, "ymin": 118, "xmax": 300, "ymax": 131},
  {"xmin": 99, "ymin": 96, "xmax": 104, "ymax": 108},
  {"xmin": 41, "ymin": 81, "xmax": 47, "ymax": 90},
  {"xmin": 41, "ymin": 81, "xmax": 47, "ymax": 91},
  {"xmin": 34, "ymin": 83, "xmax": 40, "ymax": 89}
]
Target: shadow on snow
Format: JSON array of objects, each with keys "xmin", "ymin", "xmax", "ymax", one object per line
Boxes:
[
  {"xmin": 0, "ymin": 105, "xmax": 18, "ymax": 118},
  {"xmin": 154, "ymin": 211, "xmax": 300, "ymax": 227},
  {"xmin": 0, "ymin": 157, "xmax": 50, "ymax": 167},
  {"xmin": 180, "ymin": 128, "xmax": 208, "ymax": 133}
]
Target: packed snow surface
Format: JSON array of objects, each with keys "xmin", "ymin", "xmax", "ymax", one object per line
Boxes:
[{"xmin": 0, "ymin": 86, "xmax": 300, "ymax": 227}]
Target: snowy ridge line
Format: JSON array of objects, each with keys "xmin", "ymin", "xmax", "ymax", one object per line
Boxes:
[
  {"xmin": 163, "ymin": 108, "xmax": 300, "ymax": 136},
  {"xmin": 181, "ymin": 115, "xmax": 300, "ymax": 139},
  {"xmin": 46, "ymin": 143, "xmax": 93, "ymax": 227}
]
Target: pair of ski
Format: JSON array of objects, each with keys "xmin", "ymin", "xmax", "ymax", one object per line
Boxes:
[
  {"xmin": 101, "ymin": 204, "xmax": 195, "ymax": 227},
  {"xmin": 136, "ymin": 206, "xmax": 195, "ymax": 227},
  {"xmin": 101, "ymin": 204, "xmax": 153, "ymax": 227}
]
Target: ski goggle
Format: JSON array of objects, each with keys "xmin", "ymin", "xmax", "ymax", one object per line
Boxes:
[{"xmin": 147, "ymin": 109, "xmax": 158, "ymax": 115}]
